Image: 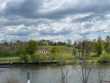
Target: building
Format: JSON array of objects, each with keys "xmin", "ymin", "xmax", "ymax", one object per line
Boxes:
[{"xmin": 38, "ymin": 48, "xmax": 49, "ymax": 54}]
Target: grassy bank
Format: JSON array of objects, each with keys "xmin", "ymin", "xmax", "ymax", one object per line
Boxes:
[
  {"xmin": 0, "ymin": 39, "xmax": 110, "ymax": 64},
  {"xmin": 0, "ymin": 56, "xmax": 108, "ymax": 65}
]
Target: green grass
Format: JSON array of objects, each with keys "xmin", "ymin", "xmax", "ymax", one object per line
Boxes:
[
  {"xmin": 0, "ymin": 45, "xmax": 110, "ymax": 64},
  {"xmin": 0, "ymin": 57, "xmax": 20, "ymax": 63}
]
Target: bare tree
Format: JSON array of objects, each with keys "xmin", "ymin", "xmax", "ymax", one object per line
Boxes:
[{"xmin": 74, "ymin": 39, "xmax": 92, "ymax": 83}]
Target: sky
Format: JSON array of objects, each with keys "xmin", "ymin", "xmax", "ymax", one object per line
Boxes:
[{"xmin": 0, "ymin": 0, "xmax": 110, "ymax": 42}]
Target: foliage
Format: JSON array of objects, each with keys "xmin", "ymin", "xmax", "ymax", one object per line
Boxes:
[
  {"xmin": 20, "ymin": 54, "xmax": 32, "ymax": 63},
  {"xmin": 98, "ymin": 51, "xmax": 110, "ymax": 63},
  {"xmin": 25, "ymin": 40, "xmax": 38, "ymax": 55},
  {"xmin": 0, "ymin": 36, "xmax": 110, "ymax": 64},
  {"xmin": 104, "ymin": 36, "xmax": 110, "ymax": 53},
  {"xmin": 50, "ymin": 47, "xmax": 61, "ymax": 60},
  {"xmin": 17, "ymin": 40, "xmax": 38, "ymax": 63},
  {"xmin": 95, "ymin": 37, "xmax": 103, "ymax": 56}
]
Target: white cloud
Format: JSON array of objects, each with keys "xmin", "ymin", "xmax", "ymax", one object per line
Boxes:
[
  {"xmin": 0, "ymin": 0, "xmax": 10, "ymax": 11},
  {"xmin": 0, "ymin": 13, "xmax": 110, "ymax": 42},
  {"xmin": 38, "ymin": 0, "xmax": 110, "ymax": 15},
  {"xmin": 38, "ymin": 35, "xmax": 66, "ymax": 42},
  {"xmin": 39, "ymin": 0, "xmax": 80, "ymax": 13},
  {"xmin": 39, "ymin": 0, "xmax": 93, "ymax": 14},
  {"xmin": 0, "ymin": 0, "xmax": 110, "ymax": 42}
]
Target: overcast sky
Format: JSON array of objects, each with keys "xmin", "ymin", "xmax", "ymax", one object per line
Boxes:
[{"xmin": 0, "ymin": 0, "xmax": 110, "ymax": 42}]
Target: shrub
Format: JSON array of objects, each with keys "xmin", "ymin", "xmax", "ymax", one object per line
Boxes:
[{"xmin": 98, "ymin": 51, "xmax": 110, "ymax": 63}]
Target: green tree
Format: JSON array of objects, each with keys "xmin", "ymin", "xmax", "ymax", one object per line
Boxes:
[
  {"xmin": 18, "ymin": 40, "xmax": 38, "ymax": 63},
  {"xmin": 95, "ymin": 37, "xmax": 103, "ymax": 56},
  {"xmin": 50, "ymin": 47, "xmax": 61, "ymax": 61},
  {"xmin": 26, "ymin": 40, "xmax": 38, "ymax": 55},
  {"xmin": 104, "ymin": 36, "xmax": 110, "ymax": 53},
  {"xmin": 20, "ymin": 54, "xmax": 32, "ymax": 63},
  {"xmin": 17, "ymin": 46, "xmax": 31, "ymax": 63}
]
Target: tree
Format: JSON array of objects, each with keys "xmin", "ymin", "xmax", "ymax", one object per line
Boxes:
[
  {"xmin": 95, "ymin": 37, "xmax": 103, "ymax": 56},
  {"xmin": 104, "ymin": 36, "xmax": 110, "ymax": 53},
  {"xmin": 67, "ymin": 39, "xmax": 72, "ymax": 46},
  {"xmin": 25, "ymin": 40, "xmax": 38, "ymax": 55},
  {"xmin": 18, "ymin": 40, "xmax": 38, "ymax": 63},
  {"xmin": 18, "ymin": 45, "xmax": 32, "ymax": 63},
  {"xmin": 50, "ymin": 47, "xmax": 62, "ymax": 61},
  {"xmin": 51, "ymin": 47, "xmax": 58, "ymax": 56},
  {"xmin": 73, "ymin": 40, "xmax": 92, "ymax": 83}
]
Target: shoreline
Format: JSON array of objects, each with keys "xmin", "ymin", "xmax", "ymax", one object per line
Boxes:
[{"xmin": 0, "ymin": 61, "xmax": 109, "ymax": 67}]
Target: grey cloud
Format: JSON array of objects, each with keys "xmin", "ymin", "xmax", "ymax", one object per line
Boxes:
[
  {"xmin": 39, "ymin": 29, "xmax": 71, "ymax": 36},
  {"xmin": 0, "ymin": 0, "xmax": 110, "ymax": 42},
  {"xmin": 1, "ymin": 0, "xmax": 110, "ymax": 19},
  {"xmin": 3, "ymin": 0, "xmax": 42, "ymax": 18}
]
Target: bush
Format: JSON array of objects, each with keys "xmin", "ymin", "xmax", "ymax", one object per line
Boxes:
[
  {"xmin": 98, "ymin": 51, "xmax": 110, "ymax": 63},
  {"xmin": 20, "ymin": 54, "xmax": 32, "ymax": 63}
]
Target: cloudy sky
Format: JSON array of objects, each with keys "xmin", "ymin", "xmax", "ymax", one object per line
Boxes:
[{"xmin": 0, "ymin": 0, "xmax": 110, "ymax": 42}]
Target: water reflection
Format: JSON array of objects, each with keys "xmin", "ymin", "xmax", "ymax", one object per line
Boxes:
[
  {"xmin": 98, "ymin": 69, "xmax": 104, "ymax": 83},
  {"xmin": 80, "ymin": 64, "xmax": 92, "ymax": 83},
  {"xmin": 27, "ymin": 72, "xmax": 31, "ymax": 83},
  {"xmin": 60, "ymin": 66, "xmax": 69, "ymax": 83},
  {"xmin": 7, "ymin": 79, "xmax": 19, "ymax": 83},
  {"xmin": 0, "ymin": 65, "xmax": 110, "ymax": 83}
]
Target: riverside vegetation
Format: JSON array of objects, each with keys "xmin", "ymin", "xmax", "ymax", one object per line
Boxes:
[{"xmin": 0, "ymin": 36, "xmax": 110, "ymax": 64}]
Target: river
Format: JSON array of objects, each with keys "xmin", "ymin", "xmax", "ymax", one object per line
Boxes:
[{"xmin": 0, "ymin": 64, "xmax": 110, "ymax": 83}]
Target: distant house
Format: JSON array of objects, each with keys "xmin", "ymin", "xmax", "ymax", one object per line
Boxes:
[{"xmin": 38, "ymin": 48, "xmax": 49, "ymax": 54}]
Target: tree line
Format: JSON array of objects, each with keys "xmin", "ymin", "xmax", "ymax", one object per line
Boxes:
[
  {"xmin": 73, "ymin": 36, "xmax": 110, "ymax": 63},
  {"xmin": 0, "ymin": 36, "xmax": 110, "ymax": 63}
]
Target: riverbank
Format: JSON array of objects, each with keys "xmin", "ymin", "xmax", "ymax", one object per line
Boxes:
[
  {"xmin": 0, "ymin": 62, "xmax": 110, "ymax": 70},
  {"xmin": 0, "ymin": 58, "xmax": 109, "ymax": 66}
]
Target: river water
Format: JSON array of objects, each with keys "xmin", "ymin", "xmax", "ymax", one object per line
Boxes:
[{"xmin": 0, "ymin": 65, "xmax": 110, "ymax": 83}]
